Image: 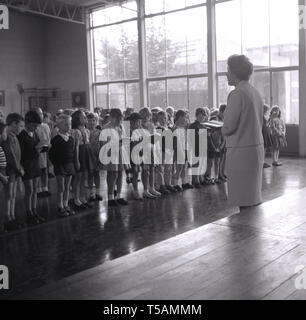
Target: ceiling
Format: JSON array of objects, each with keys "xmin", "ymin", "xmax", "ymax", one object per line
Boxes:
[{"xmin": 61, "ymin": 0, "xmax": 125, "ymax": 7}]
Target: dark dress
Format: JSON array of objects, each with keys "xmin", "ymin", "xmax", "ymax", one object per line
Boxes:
[
  {"xmin": 49, "ymin": 135, "xmax": 75, "ymax": 176},
  {"xmin": 17, "ymin": 130, "xmax": 41, "ymax": 181},
  {"xmin": 262, "ymin": 117, "xmax": 272, "ymax": 149}
]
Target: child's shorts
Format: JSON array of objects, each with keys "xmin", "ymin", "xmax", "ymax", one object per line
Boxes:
[{"xmin": 54, "ymin": 162, "xmax": 75, "ymax": 177}]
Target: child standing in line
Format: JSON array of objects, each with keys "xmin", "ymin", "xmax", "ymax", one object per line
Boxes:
[
  {"xmin": 172, "ymin": 110, "xmax": 190, "ymax": 192},
  {"xmin": 129, "ymin": 112, "xmax": 143, "ymax": 200},
  {"xmin": 189, "ymin": 108, "xmax": 207, "ymax": 188},
  {"xmin": 268, "ymin": 105, "xmax": 287, "ymax": 167},
  {"xmin": 0, "ymin": 123, "xmax": 9, "ymax": 234},
  {"xmin": 18, "ymin": 110, "xmax": 45, "ymax": 225},
  {"xmin": 100, "ymin": 108, "xmax": 129, "ymax": 207},
  {"xmin": 203, "ymin": 108, "xmax": 218, "ymax": 185},
  {"xmin": 139, "ymin": 107, "xmax": 161, "ymax": 199},
  {"xmin": 87, "ymin": 112, "xmax": 103, "ymax": 202},
  {"xmin": 70, "ymin": 110, "xmax": 93, "ymax": 211},
  {"xmin": 49, "ymin": 114, "xmax": 76, "ymax": 217},
  {"xmin": 155, "ymin": 111, "xmax": 171, "ymax": 195},
  {"xmin": 218, "ymin": 104, "xmax": 227, "ymax": 181},
  {"xmin": 208, "ymin": 110, "xmax": 223, "ymax": 184},
  {"xmin": 35, "ymin": 107, "xmax": 52, "ymax": 198},
  {"xmin": 2, "ymin": 113, "xmax": 25, "ymax": 231}
]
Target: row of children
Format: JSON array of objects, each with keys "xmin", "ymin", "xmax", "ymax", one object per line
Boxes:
[{"xmin": 0, "ymin": 105, "xmax": 227, "ymax": 234}]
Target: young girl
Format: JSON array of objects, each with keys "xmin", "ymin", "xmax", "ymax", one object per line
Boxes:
[
  {"xmin": 100, "ymin": 108, "xmax": 129, "ymax": 207},
  {"xmin": 129, "ymin": 112, "xmax": 143, "ymax": 200},
  {"xmin": 87, "ymin": 112, "xmax": 103, "ymax": 202},
  {"xmin": 155, "ymin": 111, "xmax": 171, "ymax": 195},
  {"xmin": 262, "ymin": 104, "xmax": 272, "ymax": 168},
  {"xmin": 2, "ymin": 113, "xmax": 24, "ymax": 231},
  {"xmin": 49, "ymin": 114, "xmax": 75, "ymax": 217},
  {"xmin": 209, "ymin": 110, "xmax": 223, "ymax": 184},
  {"xmin": 35, "ymin": 107, "xmax": 51, "ymax": 198},
  {"xmin": 0, "ymin": 123, "xmax": 9, "ymax": 234},
  {"xmin": 268, "ymin": 105, "xmax": 287, "ymax": 167},
  {"xmin": 218, "ymin": 104, "xmax": 227, "ymax": 181},
  {"xmin": 203, "ymin": 108, "xmax": 218, "ymax": 185},
  {"xmin": 18, "ymin": 110, "xmax": 45, "ymax": 225},
  {"xmin": 70, "ymin": 110, "xmax": 93, "ymax": 211},
  {"xmin": 172, "ymin": 110, "xmax": 189, "ymax": 192},
  {"xmin": 139, "ymin": 107, "xmax": 161, "ymax": 199}
]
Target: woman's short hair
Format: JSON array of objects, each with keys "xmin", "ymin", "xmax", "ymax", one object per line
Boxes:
[{"xmin": 227, "ymin": 54, "xmax": 253, "ymax": 81}]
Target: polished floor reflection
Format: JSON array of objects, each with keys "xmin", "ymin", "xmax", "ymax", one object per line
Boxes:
[{"xmin": 1, "ymin": 157, "xmax": 306, "ymax": 299}]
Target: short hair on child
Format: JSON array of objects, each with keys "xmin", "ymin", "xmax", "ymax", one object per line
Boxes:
[
  {"xmin": 25, "ymin": 110, "xmax": 42, "ymax": 124},
  {"xmin": 139, "ymin": 107, "xmax": 151, "ymax": 119},
  {"xmin": 174, "ymin": 110, "xmax": 187, "ymax": 124},
  {"xmin": 71, "ymin": 110, "xmax": 85, "ymax": 129},
  {"xmin": 57, "ymin": 114, "xmax": 71, "ymax": 126},
  {"xmin": 195, "ymin": 107, "xmax": 206, "ymax": 117},
  {"xmin": 109, "ymin": 108, "xmax": 123, "ymax": 119},
  {"xmin": 87, "ymin": 112, "xmax": 98, "ymax": 121},
  {"xmin": 166, "ymin": 106, "xmax": 175, "ymax": 114},
  {"xmin": 270, "ymin": 105, "xmax": 281, "ymax": 118},
  {"xmin": 157, "ymin": 110, "xmax": 167, "ymax": 118},
  {"xmin": 219, "ymin": 104, "xmax": 227, "ymax": 113},
  {"xmin": 6, "ymin": 113, "xmax": 24, "ymax": 126}
]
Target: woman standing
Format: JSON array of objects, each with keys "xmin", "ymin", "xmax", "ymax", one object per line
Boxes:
[{"xmin": 222, "ymin": 55, "xmax": 264, "ymax": 210}]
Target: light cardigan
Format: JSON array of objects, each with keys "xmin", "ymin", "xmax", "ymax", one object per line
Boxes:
[{"xmin": 222, "ymin": 81, "xmax": 264, "ymax": 148}]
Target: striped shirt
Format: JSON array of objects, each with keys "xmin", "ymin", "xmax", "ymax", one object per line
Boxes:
[{"xmin": 0, "ymin": 146, "xmax": 7, "ymax": 169}]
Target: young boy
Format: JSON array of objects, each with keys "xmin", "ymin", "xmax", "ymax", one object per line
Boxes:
[
  {"xmin": 49, "ymin": 114, "xmax": 76, "ymax": 217},
  {"xmin": 87, "ymin": 112, "xmax": 103, "ymax": 202},
  {"xmin": 189, "ymin": 108, "xmax": 208, "ymax": 188},
  {"xmin": 35, "ymin": 107, "xmax": 51, "ymax": 198},
  {"xmin": 18, "ymin": 110, "xmax": 45, "ymax": 225},
  {"xmin": 172, "ymin": 110, "xmax": 192, "ymax": 191},
  {"xmin": 2, "ymin": 113, "xmax": 25, "ymax": 231},
  {"xmin": 155, "ymin": 111, "xmax": 171, "ymax": 195}
]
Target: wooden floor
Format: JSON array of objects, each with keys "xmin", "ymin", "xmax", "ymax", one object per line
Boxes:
[
  {"xmin": 1, "ymin": 157, "xmax": 306, "ymax": 299},
  {"xmin": 21, "ymin": 186, "xmax": 306, "ymax": 300}
]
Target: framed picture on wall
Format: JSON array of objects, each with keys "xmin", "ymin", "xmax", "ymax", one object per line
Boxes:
[
  {"xmin": 0, "ymin": 91, "xmax": 5, "ymax": 106},
  {"xmin": 71, "ymin": 91, "xmax": 86, "ymax": 109},
  {"xmin": 29, "ymin": 96, "xmax": 47, "ymax": 111}
]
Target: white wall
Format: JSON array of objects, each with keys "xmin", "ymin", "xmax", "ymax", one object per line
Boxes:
[
  {"xmin": 0, "ymin": 10, "xmax": 45, "ymax": 116},
  {"xmin": 0, "ymin": 9, "xmax": 89, "ymax": 117}
]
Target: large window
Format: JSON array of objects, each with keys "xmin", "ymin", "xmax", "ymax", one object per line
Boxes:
[
  {"xmin": 145, "ymin": 0, "xmax": 208, "ymax": 111},
  {"xmin": 89, "ymin": 0, "xmax": 299, "ymax": 124},
  {"xmin": 216, "ymin": 0, "xmax": 299, "ymax": 124},
  {"xmin": 90, "ymin": 1, "xmax": 140, "ymax": 110}
]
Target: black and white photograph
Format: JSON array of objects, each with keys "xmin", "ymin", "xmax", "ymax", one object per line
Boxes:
[{"xmin": 0, "ymin": 0, "xmax": 306, "ymax": 311}]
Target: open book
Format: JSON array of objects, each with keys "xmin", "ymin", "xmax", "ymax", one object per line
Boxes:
[{"xmin": 202, "ymin": 120, "xmax": 224, "ymax": 128}]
